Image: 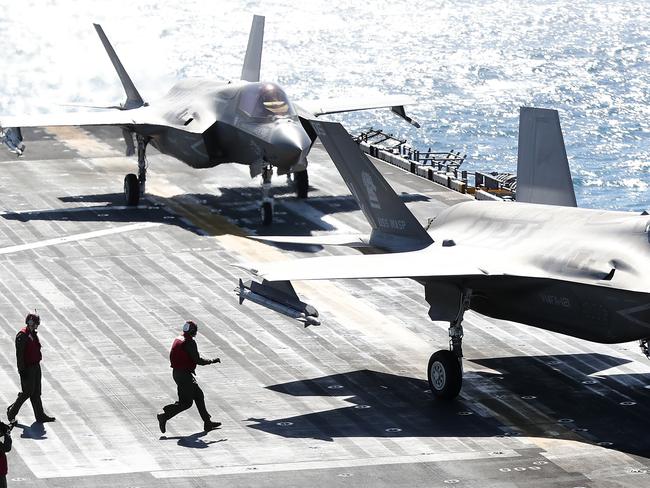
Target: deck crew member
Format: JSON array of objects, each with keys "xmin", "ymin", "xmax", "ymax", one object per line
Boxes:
[
  {"xmin": 157, "ymin": 320, "xmax": 221, "ymax": 433},
  {"xmin": 0, "ymin": 421, "xmax": 12, "ymax": 488},
  {"xmin": 7, "ymin": 313, "xmax": 55, "ymax": 424}
]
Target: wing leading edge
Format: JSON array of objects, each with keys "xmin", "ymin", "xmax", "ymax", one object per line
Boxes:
[
  {"xmin": 238, "ymin": 246, "xmax": 489, "ymax": 282},
  {"xmin": 297, "ymin": 95, "xmax": 420, "ymax": 127}
]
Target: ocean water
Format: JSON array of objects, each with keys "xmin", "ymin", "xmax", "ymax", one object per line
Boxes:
[{"xmin": 0, "ymin": 0, "xmax": 648, "ymax": 211}]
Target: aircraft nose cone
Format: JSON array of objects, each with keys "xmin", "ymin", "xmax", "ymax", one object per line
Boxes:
[{"xmin": 270, "ymin": 124, "xmax": 311, "ymax": 169}]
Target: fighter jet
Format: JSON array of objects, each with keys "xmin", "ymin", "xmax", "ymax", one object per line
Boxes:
[
  {"xmin": 0, "ymin": 16, "xmax": 418, "ymax": 225},
  {"xmin": 237, "ymin": 108, "xmax": 650, "ymax": 400}
]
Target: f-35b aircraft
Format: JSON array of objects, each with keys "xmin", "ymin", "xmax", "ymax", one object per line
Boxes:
[
  {"xmin": 238, "ymin": 108, "xmax": 650, "ymax": 400},
  {"xmin": 0, "ymin": 16, "xmax": 417, "ymax": 224}
]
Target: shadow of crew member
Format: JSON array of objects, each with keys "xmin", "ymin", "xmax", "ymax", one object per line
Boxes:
[
  {"xmin": 0, "ymin": 421, "xmax": 13, "ymax": 488},
  {"xmin": 157, "ymin": 321, "xmax": 221, "ymax": 434},
  {"xmin": 7, "ymin": 313, "xmax": 55, "ymax": 425}
]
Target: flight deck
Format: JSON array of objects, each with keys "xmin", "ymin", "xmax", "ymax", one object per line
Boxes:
[{"xmin": 0, "ymin": 126, "xmax": 648, "ymax": 487}]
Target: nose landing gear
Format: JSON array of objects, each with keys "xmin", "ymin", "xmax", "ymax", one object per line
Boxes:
[
  {"xmin": 294, "ymin": 169, "xmax": 309, "ymax": 199},
  {"xmin": 260, "ymin": 165, "xmax": 274, "ymax": 225}
]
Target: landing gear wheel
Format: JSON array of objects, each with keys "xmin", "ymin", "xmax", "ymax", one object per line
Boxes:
[
  {"xmin": 124, "ymin": 173, "xmax": 140, "ymax": 206},
  {"xmin": 427, "ymin": 350, "xmax": 462, "ymax": 400},
  {"xmin": 295, "ymin": 170, "xmax": 309, "ymax": 199},
  {"xmin": 261, "ymin": 201, "xmax": 273, "ymax": 226}
]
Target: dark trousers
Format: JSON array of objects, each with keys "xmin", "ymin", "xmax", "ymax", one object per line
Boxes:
[
  {"xmin": 7, "ymin": 364, "xmax": 45, "ymax": 421},
  {"xmin": 160, "ymin": 370, "xmax": 211, "ymax": 423},
  {"xmin": 0, "ymin": 474, "xmax": 6, "ymax": 488}
]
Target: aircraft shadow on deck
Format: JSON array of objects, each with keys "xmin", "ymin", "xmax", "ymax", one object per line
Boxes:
[
  {"xmin": 247, "ymin": 353, "xmax": 650, "ymax": 458},
  {"xmin": 0, "ymin": 189, "xmax": 429, "ymax": 248}
]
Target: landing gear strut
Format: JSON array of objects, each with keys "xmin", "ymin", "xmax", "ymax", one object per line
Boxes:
[
  {"xmin": 260, "ymin": 165, "xmax": 274, "ymax": 225},
  {"xmin": 427, "ymin": 289, "xmax": 472, "ymax": 400},
  {"xmin": 294, "ymin": 169, "xmax": 309, "ymax": 199},
  {"xmin": 124, "ymin": 135, "xmax": 149, "ymax": 206}
]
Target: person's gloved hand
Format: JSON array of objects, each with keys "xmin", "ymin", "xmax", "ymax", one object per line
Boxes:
[{"xmin": 211, "ymin": 358, "xmax": 221, "ymax": 364}]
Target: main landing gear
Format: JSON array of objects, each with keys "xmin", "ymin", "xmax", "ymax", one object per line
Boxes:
[
  {"xmin": 259, "ymin": 166, "xmax": 310, "ymax": 225},
  {"xmin": 427, "ymin": 290, "xmax": 472, "ymax": 400},
  {"xmin": 124, "ymin": 134, "xmax": 149, "ymax": 206}
]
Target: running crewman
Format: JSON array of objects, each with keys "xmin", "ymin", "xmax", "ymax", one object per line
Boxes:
[{"xmin": 157, "ymin": 320, "xmax": 221, "ymax": 433}]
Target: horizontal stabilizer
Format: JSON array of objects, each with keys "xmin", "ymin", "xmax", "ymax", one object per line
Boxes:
[
  {"xmin": 248, "ymin": 234, "xmax": 371, "ymax": 248},
  {"xmin": 241, "ymin": 15, "xmax": 265, "ymax": 82},
  {"xmin": 93, "ymin": 24, "xmax": 144, "ymax": 109},
  {"xmin": 517, "ymin": 107, "xmax": 577, "ymax": 207}
]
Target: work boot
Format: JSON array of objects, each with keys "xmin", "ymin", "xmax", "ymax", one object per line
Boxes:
[
  {"xmin": 157, "ymin": 413, "xmax": 167, "ymax": 434},
  {"xmin": 36, "ymin": 414, "xmax": 55, "ymax": 423},
  {"xmin": 203, "ymin": 420, "xmax": 221, "ymax": 432}
]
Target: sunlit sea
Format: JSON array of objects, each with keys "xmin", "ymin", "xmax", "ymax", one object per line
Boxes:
[{"xmin": 1, "ymin": 0, "xmax": 648, "ymax": 210}]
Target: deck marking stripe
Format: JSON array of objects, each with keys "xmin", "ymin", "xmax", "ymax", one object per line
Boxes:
[
  {"xmin": 0, "ymin": 222, "xmax": 160, "ymax": 255},
  {"xmin": 151, "ymin": 450, "xmax": 521, "ymax": 478}
]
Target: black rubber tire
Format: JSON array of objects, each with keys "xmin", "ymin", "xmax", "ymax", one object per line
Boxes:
[
  {"xmin": 261, "ymin": 201, "xmax": 273, "ymax": 226},
  {"xmin": 294, "ymin": 170, "xmax": 309, "ymax": 199},
  {"xmin": 124, "ymin": 173, "xmax": 140, "ymax": 206},
  {"xmin": 427, "ymin": 350, "xmax": 462, "ymax": 400}
]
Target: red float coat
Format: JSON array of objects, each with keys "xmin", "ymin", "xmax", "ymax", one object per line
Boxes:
[
  {"xmin": 17, "ymin": 327, "xmax": 42, "ymax": 371},
  {"xmin": 170, "ymin": 335, "xmax": 198, "ymax": 372}
]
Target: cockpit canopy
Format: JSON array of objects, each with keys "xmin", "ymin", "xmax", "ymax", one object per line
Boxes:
[{"xmin": 238, "ymin": 82, "xmax": 296, "ymax": 120}]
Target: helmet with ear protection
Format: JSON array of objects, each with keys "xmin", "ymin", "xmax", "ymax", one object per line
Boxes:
[
  {"xmin": 25, "ymin": 313, "xmax": 40, "ymax": 327},
  {"xmin": 182, "ymin": 320, "xmax": 198, "ymax": 336}
]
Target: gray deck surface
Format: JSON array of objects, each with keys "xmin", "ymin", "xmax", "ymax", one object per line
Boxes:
[{"xmin": 0, "ymin": 126, "xmax": 648, "ymax": 487}]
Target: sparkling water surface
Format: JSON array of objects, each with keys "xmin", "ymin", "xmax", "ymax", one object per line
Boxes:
[{"xmin": 0, "ymin": 0, "xmax": 648, "ymax": 210}]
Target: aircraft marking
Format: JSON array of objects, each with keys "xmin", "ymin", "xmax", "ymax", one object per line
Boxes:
[
  {"xmin": 362, "ymin": 171, "xmax": 381, "ymax": 209},
  {"xmin": 617, "ymin": 303, "xmax": 650, "ymax": 329}
]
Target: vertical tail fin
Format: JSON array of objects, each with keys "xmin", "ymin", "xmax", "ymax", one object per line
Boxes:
[
  {"xmin": 310, "ymin": 119, "xmax": 433, "ymax": 251},
  {"xmin": 241, "ymin": 15, "xmax": 265, "ymax": 82},
  {"xmin": 516, "ymin": 107, "xmax": 577, "ymax": 207},
  {"xmin": 93, "ymin": 23, "xmax": 144, "ymax": 110}
]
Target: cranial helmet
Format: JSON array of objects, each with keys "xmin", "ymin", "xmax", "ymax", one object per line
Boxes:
[
  {"xmin": 182, "ymin": 320, "xmax": 198, "ymax": 336},
  {"xmin": 25, "ymin": 313, "xmax": 40, "ymax": 328}
]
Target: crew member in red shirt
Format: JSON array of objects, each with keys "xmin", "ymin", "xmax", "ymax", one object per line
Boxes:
[
  {"xmin": 157, "ymin": 321, "xmax": 221, "ymax": 433},
  {"xmin": 0, "ymin": 421, "xmax": 12, "ymax": 488},
  {"xmin": 6, "ymin": 313, "xmax": 55, "ymax": 424}
]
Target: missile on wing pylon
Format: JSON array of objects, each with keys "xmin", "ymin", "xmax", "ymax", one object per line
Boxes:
[{"xmin": 237, "ymin": 279, "xmax": 320, "ymax": 326}]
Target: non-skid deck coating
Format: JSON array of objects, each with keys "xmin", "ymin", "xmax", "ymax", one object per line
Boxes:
[{"xmin": 0, "ymin": 126, "xmax": 648, "ymax": 487}]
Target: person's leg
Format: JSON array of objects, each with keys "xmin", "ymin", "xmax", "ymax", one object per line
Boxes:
[
  {"xmin": 192, "ymin": 380, "xmax": 212, "ymax": 423},
  {"xmin": 30, "ymin": 364, "xmax": 44, "ymax": 418},
  {"xmin": 7, "ymin": 367, "xmax": 36, "ymax": 421},
  {"xmin": 161, "ymin": 371, "xmax": 194, "ymax": 421},
  {"xmin": 0, "ymin": 473, "xmax": 7, "ymax": 488}
]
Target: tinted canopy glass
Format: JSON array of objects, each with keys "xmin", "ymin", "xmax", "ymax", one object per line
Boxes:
[{"xmin": 238, "ymin": 82, "xmax": 295, "ymax": 119}]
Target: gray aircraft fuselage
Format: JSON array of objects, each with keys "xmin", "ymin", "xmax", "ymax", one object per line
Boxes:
[
  {"xmin": 423, "ymin": 200, "xmax": 650, "ymax": 344},
  {"xmin": 135, "ymin": 79, "xmax": 311, "ymax": 175}
]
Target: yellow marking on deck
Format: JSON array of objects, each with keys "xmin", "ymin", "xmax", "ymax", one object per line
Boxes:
[{"xmin": 45, "ymin": 126, "xmax": 117, "ymax": 157}]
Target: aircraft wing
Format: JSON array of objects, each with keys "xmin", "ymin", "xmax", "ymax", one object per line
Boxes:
[
  {"xmin": 296, "ymin": 95, "xmax": 420, "ymax": 127},
  {"xmin": 0, "ymin": 107, "xmax": 162, "ymax": 130},
  {"xmin": 248, "ymin": 234, "xmax": 372, "ymax": 248},
  {"xmin": 239, "ymin": 247, "xmax": 490, "ymax": 282}
]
